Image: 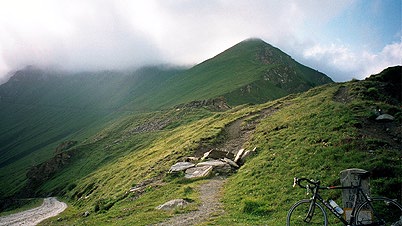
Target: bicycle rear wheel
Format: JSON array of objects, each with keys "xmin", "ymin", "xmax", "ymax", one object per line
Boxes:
[
  {"xmin": 287, "ymin": 199, "xmax": 328, "ymax": 226},
  {"xmin": 355, "ymin": 197, "xmax": 402, "ymax": 225}
]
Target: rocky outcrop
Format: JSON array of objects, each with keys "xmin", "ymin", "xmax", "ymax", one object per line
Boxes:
[
  {"xmin": 201, "ymin": 149, "xmax": 234, "ymax": 160},
  {"xmin": 175, "ymin": 97, "xmax": 230, "ymax": 111},
  {"xmin": 20, "ymin": 141, "xmax": 77, "ymax": 197},
  {"xmin": 185, "ymin": 166, "xmax": 213, "ymax": 179},
  {"xmin": 55, "ymin": 140, "xmax": 77, "ymax": 154},
  {"xmin": 169, "ymin": 162, "xmax": 195, "ymax": 173},
  {"xmin": 169, "ymin": 148, "xmax": 256, "ymax": 179}
]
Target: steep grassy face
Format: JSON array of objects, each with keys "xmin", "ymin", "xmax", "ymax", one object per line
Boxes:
[
  {"xmin": 0, "ymin": 38, "xmax": 333, "ymax": 199},
  {"xmin": 0, "ymin": 66, "xmax": 183, "ymax": 197},
  {"xmin": 37, "ymin": 105, "xmax": 255, "ymax": 225},
  {"xmin": 216, "ymin": 69, "xmax": 402, "ymax": 225},
  {"xmin": 149, "ymin": 38, "xmax": 333, "ymax": 107},
  {"xmin": 36, "ymin": 67, "xmax": 400, "ymax": 226}
]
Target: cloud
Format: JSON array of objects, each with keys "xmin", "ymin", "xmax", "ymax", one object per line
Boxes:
[
  {"xmin": 0, "ymin": 0, "xmax": 399, "ymax": 83},
  {"xmin": 0, "ymin": 0, "xmax": 164, "ymax": 75},
  {"xmin": 302, "ymin": 38, "xmax": 402, "ymax": 81}
]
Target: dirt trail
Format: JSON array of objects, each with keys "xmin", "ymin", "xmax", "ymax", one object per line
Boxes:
[
  {"xmin": 0, "ymin": 197, "xmax": 67, "ymax": 226},
  {"xmin": 156, "ymin": 177, "xmax": 225, "ymax": 226},
  {"xmin": 156, "ymin": 104, "xmax": 283, "ymax": 225}
]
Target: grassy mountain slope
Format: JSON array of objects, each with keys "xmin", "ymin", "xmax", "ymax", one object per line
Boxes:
[
  {"xmin": 142, "ymin": 38, "xmax": 332, "ymax": 108},
  {"xmin": 0, "ymin": 38, "xmax": 333, "ymax": 198},
  {"xmin": 0, "ymin": 66, "xmax": 183, "ymax": 197},
  {"xmin": 31, "ymin": 66, "xmax": 401, "ymax": 225}
]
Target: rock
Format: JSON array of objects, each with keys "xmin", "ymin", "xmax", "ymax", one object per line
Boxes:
[
  {"xmin": 175, "ymin": 97, "xmax": 230, "ymax": 111},
  {"xmin": 156, "ymin": 199, "xmax": 189, "ymax": 210},
  {"xmin": 222, "ymin": 157, "xmax": 239, "ymax": 168},
  {"xmin": 183, "ymin": 156, "xmax": 199, "ymax": 163},
  {"xmin": 202, "ymin": 149, "xmax": 234, "ymax": 160},
  {"xmin": 197, "ymin": 160, "xmax": 232, "ymax": 174},
  {"xmin": 185, "ymin": 165, "xmax": 213, "ymax": 179},
  {"xmin": 129, "ymin": 187, "xmax": 142, "ymax": 193},
  {"xmin": 234, "ymin": 149, "xmax": 245, "ymax": 163},
  {"xmin": 238, "ymin": 148, "xmax": 256, "ymax": 165},
  {"xmin": 376, "ymin": 114, "xmax": 395, "ymax": 121},
  {"xmin": 169, "ymin": 162, "xmax": 195, "ymax": 173},
  {"xmin": 83, "ymin": 211, "xmax": 90, "ymax": 217}
]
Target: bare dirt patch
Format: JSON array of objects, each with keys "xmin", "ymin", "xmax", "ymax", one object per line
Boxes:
[{"xmin": 156, "ymin": 177, "xmax": 225, "ymax": 226}]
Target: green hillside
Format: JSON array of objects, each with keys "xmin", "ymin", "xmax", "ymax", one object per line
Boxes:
[
  {"xmin": 0, "ymin": 38, "xmax": 332, "ymax": 199},
  {"xmin": 1, "ymin": 66, "xmax": 395, "ymax": 225},
  {"xmin": 144, "ymin": 38, "xmax": 332, "ymax": 108},
  {"xmin": 0, "ymin": 66, "xmax": 183, "ymax": 197}
]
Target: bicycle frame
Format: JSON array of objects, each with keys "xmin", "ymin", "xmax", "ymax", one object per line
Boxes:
[{"xmin": 308, "ymin": 184, "xmax": 372, "ymax": 225}]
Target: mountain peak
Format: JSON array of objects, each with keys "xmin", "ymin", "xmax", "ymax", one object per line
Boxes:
[{"xmin": 239, "ymin": 37, "xmax": 266, "ymax": 44}]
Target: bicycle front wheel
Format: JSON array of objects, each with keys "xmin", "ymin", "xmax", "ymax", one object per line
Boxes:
[
  {"xmin": 355, "ymin": 197, "xmax": 402, "ymax": 225},
  {"xmin": 287, "ymin": 199, "xmax": 328, "ymax": 226}
]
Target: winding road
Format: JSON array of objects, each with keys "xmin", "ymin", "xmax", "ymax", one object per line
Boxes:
[{"xmin": 0, "ymin": 197, "xmax": 67, "ymax": 226}]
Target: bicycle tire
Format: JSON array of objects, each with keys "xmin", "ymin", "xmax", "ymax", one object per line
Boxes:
[
  {"xmin": 287, "ymin": 199, "xmax": 328, "ymax": 226},
  {"xmin": 355, "ymin": 197, "xmax": 402, "ymax": 225}
]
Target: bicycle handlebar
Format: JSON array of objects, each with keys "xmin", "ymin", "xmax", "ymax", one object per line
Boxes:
[{"xmin": 293, "ymin": 177, "xmax": 320, "ymax": 189}]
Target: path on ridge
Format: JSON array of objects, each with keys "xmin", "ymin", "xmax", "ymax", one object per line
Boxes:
[
  {"xmin": 0, "ymin": 197, "xmax": 67, "ymax": 226},
  {"xmin": 156, "ymin": 104, "xmax": 282, "ymax": 225}
]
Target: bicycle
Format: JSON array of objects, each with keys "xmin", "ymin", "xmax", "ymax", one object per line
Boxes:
[{"xmin": 287, "ymin": 172, "xmax": 402, "ymax": 225}]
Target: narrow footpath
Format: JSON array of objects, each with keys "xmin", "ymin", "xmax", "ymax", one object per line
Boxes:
[
  {"xmin": 156, "ymin": 104, "xmax": 283, "ymax": 225},
  {"xmin": 156, "ymin": 177, "xmax": 225, "ymax": 226},
  {"xmin": 0, "ymin": 197, "xmax": 67, "ymax": 226}
]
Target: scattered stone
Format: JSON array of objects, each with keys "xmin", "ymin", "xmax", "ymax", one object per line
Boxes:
[
  {"xmin": 376, "ymin": 114, "xmax": 395, "ymax": 121},
  {"xmin": 183, "ymin": 156, "xmax": 199, "ymax": 163},
  {"xmin": 222, "ymin": 157, "xmax": 239, "ymax": 168},
  {"xmin": 238, "ymin": 148, "xmax": 256, "ymax": 165},
  {"xmin": 169, "ymin": 162, "xmax": 195, "ymax": 173},
  {"xmin": 83, "ymin": 211, "xmax": 90, "ymax": 217},
  {"xmin": 129, "ymin": 187, "xmax": 143, "ymax": 193},
  {"xmin": 202, "ymin": 149, "xmax": 234, "ymax": 161},
  {"xmin": 234, "ymin": 149, "xmax": 245, "ymax": 163},
  {"xmin": 197, "ymin": 160, "xmax": 232, "ymax": 174},
  {"xmin": 185, "ymin": 166, "xmax": 213, "ymax": 179},
  {"xmin": 156, "ymin": 199, "xmax": 189, "ymax": 210},
  {"xmin": 167, "ymin": 147, "xmax": 258, "ymax": 178}
]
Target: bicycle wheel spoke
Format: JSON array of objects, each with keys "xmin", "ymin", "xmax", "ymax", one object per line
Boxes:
[
  {"xmin": 355, "ymin": 198, "xmax": 402, "ymax": 226},
  {"xmin": 287, "ymin": 200, "xmax": 327, "ymax": 225}
]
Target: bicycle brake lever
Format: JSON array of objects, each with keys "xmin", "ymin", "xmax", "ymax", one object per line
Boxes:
[
  {"xmin": 293, "ymin": 177, "xmax": 297, "ymax": 188},
  {"xmin": 306, "ymin": 185, "xmax": 310, "ymax": 195}
]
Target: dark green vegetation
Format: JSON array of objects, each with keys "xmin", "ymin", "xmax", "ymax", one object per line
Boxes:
[
  {"xmin": 0, "ymin": 38, "xmax": 331, "ymax": 199},
  {"xmin": 1, "ymin": 38, "xmax": 400, "ymax": 225},
  {"xmin": 34, "ymin": 65, "xmax": 399, "ymax": 226}
]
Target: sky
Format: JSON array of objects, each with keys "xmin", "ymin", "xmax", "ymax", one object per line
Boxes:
[{"xmin": 0, "ymin": 0, "xmax": 400, "ymax": 83}]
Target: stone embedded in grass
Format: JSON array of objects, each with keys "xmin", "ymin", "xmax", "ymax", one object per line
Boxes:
[
  {"xmin": 376, "ymin": 114, "xmax": 395, "ymax": 121},
  {"xmin": 222, "ymin": 157, "xmax": 239, "ymax": 168},
  {"xmin": 185, "ymin": 165, "xmax": 213, "ymax": 179},
  {"xmin": 234, "ymin": 149, "xmax": 245, "ymax": 163},
  {"xmin": 156, "ymin": 199, "xmax": 189, "ymax": 210},
  {"xmin": 197, "ymin": 160, "xmax": 232, "ymax": 174},
  {"xmin": 201, "ymin": 149, "xmax": 234, "ymax": 160},
  {"xmin": 169, "ymin": 162, "xmax": 195, "ymax": 173}
]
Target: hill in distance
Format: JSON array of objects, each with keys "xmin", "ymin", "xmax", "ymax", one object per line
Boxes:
[
  {"xmin": 2, "ymin": 65, "xmax": 397, "ymax": 225},
  {"xmin": 0, "ymin": 36, "xmax": 400, "ymax": 225},
  {"xmin": 0, "ymin": 38, "xmax": 333, "ymax": 199}
]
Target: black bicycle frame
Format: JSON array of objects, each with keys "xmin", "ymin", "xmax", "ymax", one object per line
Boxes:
[{"xmin": 307, "ymin": 185, "xmax": 372, "ymax": 225}]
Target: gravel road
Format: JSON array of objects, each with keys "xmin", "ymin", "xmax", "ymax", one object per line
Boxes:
[{"xmin": 0, "ymin": 197, "xmax": 67, "ymax": 226}]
